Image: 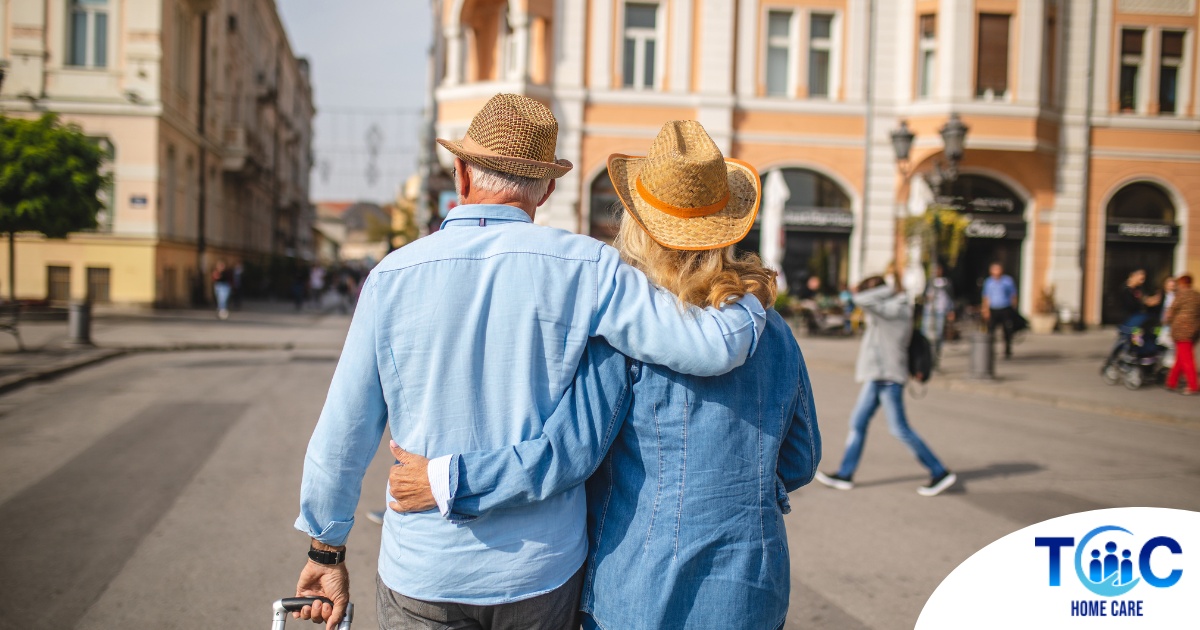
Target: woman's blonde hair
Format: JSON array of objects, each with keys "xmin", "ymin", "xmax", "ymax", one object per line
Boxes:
[{"xmin": 614, "ymin": 211, "xmax": 778, "ymax": 309}]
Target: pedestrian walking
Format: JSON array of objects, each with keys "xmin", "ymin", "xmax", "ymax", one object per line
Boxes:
[
  {"xmin": 290, "ymin": 95, "xmax": 766, "ymax": 630},
  {"xmin": 982, "ymin": 262, "xmax": 1018, "ymax": 359},
  {"xmin": 308, "ymin": 265, "xmax": 326, "ymax": 309},
  {"xmin": 211, "ymin": 261, "xmax": 232, "ymax": 320},
  {"xmin": 231, "ymin": 262, "xmax": 244, "ymax": 310},
  {"xmin": 1164, "ymin": 274, "xmax": 1199, "ymax": 395},
  {"xmin": 815, "ymin": 274, "xmax": 957, "ymax": 497},
  {"xmin": 923, "ymin": 264, "xmax": 954, "ymax": 364}
]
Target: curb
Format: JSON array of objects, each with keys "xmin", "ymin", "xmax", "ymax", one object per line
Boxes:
[
  {"xmin": 801, "ymin": 357, "xmax": 1199, "ymax": 429},
  {"xmin": 0, "ymin": 342, "xmax": 298, "ymax": 396},
  {"xmin": 0, "ymin": 348, "xmax": 128, "ymax": 396},
  {"xmin": 936, "ymin": 378, "xmax": 1200, "ymax": 429}
]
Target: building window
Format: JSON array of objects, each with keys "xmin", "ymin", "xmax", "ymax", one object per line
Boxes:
[
  {"xmin": 87, "ymin": 267, "xmax": 111, "ymax": 303},
  {"xmin": 68, "ymin": 0, "xmax": 108, "ymax": 68},
  {"xmin": 1041, "ymin": 14, "xmax": 1058, "ymax": 107},
  {"xmin": 765, "ymin": 11, "xmax": 793, "ymax": 97},
  {"xmin": 1118, "ymin": 29, "xmax": 1144, "ymax": 112},
  {"xmin": 976, "ymin": 13, "xmax": 1011, "ymax": 99},
  {"xmin": 175, "ymin": 4, "xmax": 193, "ymax": 94},
  {"xmin": 1159, "ymin": 31, "xmax": 1184, "ymax": 115},
  {"xmin": 47, "ymin": 266, "xmax": 71, "ymax": 302},
  {"xmin": 164, "ymin": 146, "xmax": 177, "ymax": 236},
  {"xmin": 499, "ymin": 5, "xmax": 521, "ymax": 80},
  {"xmin": 622, "ymin": 2, "xmax": 659, "ymax": 90},
  {"xmin": 588, "ymin": 169, "xmax": 622, "ymax": 243},
  {"xmin": 917, "ymin": 14, "xmax": 937, "ymax": 99},
  {"xmin": 808, "ymin": 14, "xmax": 834, "ymax": 98}
]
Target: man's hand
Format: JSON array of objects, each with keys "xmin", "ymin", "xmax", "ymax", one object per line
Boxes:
[
  {"xmin": 294, "ymin": 551, "xmax": 349, "ymax": 629},
  {"xmin": 388, "ymin": 440, "xmax": 436, "ymax": 513}
]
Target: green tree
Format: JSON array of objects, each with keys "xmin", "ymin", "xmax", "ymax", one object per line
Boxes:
[{"xmin": 0, "ymin": 114, "xmax": 108, "ymax": 302}]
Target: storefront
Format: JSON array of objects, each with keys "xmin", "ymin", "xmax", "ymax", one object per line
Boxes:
[
  {"xmin": 741, "ymin": 168, "xmax": 854, "ymax": 294},
  {"xmin": 1101, "ymin": 182, "xmax": 1179, "ymax": 324},
  {"xmin": 943, "ymin": 175, "xmax": 1028, "ymax": 306}
]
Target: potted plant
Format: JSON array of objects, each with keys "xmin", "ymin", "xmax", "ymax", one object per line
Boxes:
[{"xmin": 1030, "ymin": 285, "xmax": 1058, "ymax": 334}]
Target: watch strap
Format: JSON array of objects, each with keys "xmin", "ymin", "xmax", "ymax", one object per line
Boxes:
[{"xmin": 308, "ymin": 544, "xmax": 346, "ymax": 566}]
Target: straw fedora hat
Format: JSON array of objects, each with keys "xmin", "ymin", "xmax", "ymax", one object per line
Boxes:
[
  {"xmin": 437, "ymin": 93, "xmax": 573, "ymax": 180},
  {"xmin": 608, "ymin": 120, "xmax": 760, "ymax": 251}
]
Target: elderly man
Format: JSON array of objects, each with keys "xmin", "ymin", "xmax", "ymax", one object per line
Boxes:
[{"xmin": 292, "ymin": 94, "xmax": 765, "ymax": 630}]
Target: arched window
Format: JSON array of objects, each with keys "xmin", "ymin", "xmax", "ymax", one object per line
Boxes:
[
  {"xmin": 1107, "ymin": 182, "xmax": 1175, "ymax": 223},
  {"xmin": 589, "ymin": 169, "xmax": 622, "ymax": 242},
  {"xmin": 770, "ymin": 168, "xmax": 851, "ymax": 210}
]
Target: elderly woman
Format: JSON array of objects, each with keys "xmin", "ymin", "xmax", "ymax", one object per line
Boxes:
[{"xmin": 388, "ymin": 121, "xmax": 820, "ymax": 630}]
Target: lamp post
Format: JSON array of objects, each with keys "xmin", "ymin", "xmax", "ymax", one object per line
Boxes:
[{"xmin": 890, "ymin": 114, "xmax": 970, "ymax": 270}]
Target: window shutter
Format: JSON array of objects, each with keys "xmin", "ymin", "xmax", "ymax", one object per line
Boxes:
[{"xmin": 976, "ymin": 14, "xmax": 1010, "ymax": 97}]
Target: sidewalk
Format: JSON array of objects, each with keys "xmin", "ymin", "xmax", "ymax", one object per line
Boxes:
[
  {"xmin": 0, "ymin": 299, "xmax": 351, "ymax": 394},
  {"xmin": 791, "ymin": 324, "xmax": 1199, "ymax": 428}
]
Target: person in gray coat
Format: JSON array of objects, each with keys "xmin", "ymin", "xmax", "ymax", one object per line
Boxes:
[{"xmin": 815, "ymin": 275, "xmax": 957, "ymax": 497}]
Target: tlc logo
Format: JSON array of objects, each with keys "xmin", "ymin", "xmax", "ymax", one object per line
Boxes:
[{"xmin": 1036, "ymin": 526, "xmax": 1183, "ymax": 597}]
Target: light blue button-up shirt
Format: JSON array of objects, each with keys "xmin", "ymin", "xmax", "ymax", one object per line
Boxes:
[{"xmin": 295, "ymin": 204, "xmax": 765, "ymax": 605}]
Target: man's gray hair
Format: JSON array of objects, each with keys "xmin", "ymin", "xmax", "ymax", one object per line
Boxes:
[{"xmin": 458, "ymin": 163, "xmax": 552, "ymax": 206}]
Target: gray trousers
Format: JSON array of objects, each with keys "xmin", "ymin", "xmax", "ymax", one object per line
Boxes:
[{"xmin": 377, "ymin": 567, "xmax": 583, "ymax": 630}]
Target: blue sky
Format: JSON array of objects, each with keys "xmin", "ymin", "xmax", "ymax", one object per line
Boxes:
[{"xmin": 278, "ymin": 0, "xmax": 433, "ymax": 202}]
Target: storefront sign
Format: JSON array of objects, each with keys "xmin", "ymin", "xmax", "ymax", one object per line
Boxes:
[
  {"xmin": 1107, "ymin": 222, "xmax": 1178, "ymax": 243},
  {"xmin": 965, "ymin": 218, "xmax": 1025, "ymax": 240},
  {"xmin": 936, "ymin": 196, "xmax": 1018, "ymax": 214},
  {"xmin": 782, "ymin": 208, "xmax": 854, "ymax": 233},
  {"xmin": 966, "ymin": 221, "xmax": 1007, "ymax": 239}
]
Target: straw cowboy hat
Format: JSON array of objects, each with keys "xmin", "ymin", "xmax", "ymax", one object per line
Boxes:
[
  {"xmin": 437, "ymin": 93, "xmax": 573, "ymax": 180},
  {"xmin": 608, "ymin": 120, "xmax": 761, "ymax": 251}
]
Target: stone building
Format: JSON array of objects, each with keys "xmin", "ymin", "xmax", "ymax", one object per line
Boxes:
[
  {"xmin": 433, "ymin": 0, "xmax": 1199, "ymax": 324},
  {"xmin": 0, "ymin": 0, "xmax": 315, "ymax": 306}
]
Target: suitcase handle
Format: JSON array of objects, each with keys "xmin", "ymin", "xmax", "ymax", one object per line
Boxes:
[{"xmin": 271, "ymin": 597, "xmax": 353, "ymax": 629}]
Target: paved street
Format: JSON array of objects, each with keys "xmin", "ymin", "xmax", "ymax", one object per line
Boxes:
[{"xmin": 0, "ymin": 310, "xmax": 1197, "ymax": 629}]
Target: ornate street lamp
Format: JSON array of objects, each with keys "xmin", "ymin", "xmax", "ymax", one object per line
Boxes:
[
  {"xmin": 890, "ymin": 120, "xmax": 915, "ymax": 176},
  {"xmin": 891, "ymin": 114, "xmax": 969, "ymax": 196},
  {"xmin": 938, "ymin": 113, "xmax": 968, "ymax": 182},
  {"xmin": 891, "ymin": 114, "xmax": 971, "ymax": 289}
]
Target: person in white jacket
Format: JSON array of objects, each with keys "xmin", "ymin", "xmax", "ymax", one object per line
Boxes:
[{"xmin": 815, "ymin": 274, "xmax": 957, "ymax": 497}]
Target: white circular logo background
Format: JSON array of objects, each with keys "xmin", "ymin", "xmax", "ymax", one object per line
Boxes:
[{"xmin": 917, "ymin": 507, "xmax": 1197, "ymax": 629}]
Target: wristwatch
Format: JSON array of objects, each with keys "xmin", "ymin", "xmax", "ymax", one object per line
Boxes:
[{"xmin": 308, "ymin": 543, "xmax": 346, "ymax": 566}]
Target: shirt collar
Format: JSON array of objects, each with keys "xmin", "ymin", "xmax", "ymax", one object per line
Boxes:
[{"xmin": 441, "ymin": 204, "xmax": 534, "ymax": 229}]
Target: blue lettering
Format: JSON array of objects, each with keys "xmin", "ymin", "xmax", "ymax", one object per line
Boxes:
[
  {"xmin": 1112, "ymin": 600, "xmax": 1144, "ymax": 616},
  {"xmin": 1071, "ymin": 600, "xmax": 1105, "ymax": 616},
  {"xmin": 1036, "ymin": 537, "xmax": 1075, "ymax": 586},
  {"xmin": 1139, "ymin": 537, "xmax": 1183, "ymax": 588}
]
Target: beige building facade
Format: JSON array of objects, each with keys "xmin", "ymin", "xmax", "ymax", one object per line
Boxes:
[
  {"xmin": 434, "ymin": 0, "xmax": 1199, "ymax": 325},
  {"xmin": 0, "ymin": 0, "xmax": 314, "ymax": 307}
]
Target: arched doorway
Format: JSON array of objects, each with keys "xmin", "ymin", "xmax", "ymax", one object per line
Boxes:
[
  {"xmin": 588, "ymin": 168, "xmax": 622, "ymax": 243},
  {"xmin": 942, "ymin": 174, "xmax": 1028, "ymax": 306},
  {"xmin": 1101, "ymin": 182, "xmax": 1179, "ymax": 324},
  {"xmin": 740, "ymin": 167, "xmax": 853, "ymax": 295}
]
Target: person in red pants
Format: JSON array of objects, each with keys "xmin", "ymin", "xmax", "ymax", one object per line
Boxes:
[{"xmin": 1165, "ymin": 274, "xmax": 1199, "ymax": 395}]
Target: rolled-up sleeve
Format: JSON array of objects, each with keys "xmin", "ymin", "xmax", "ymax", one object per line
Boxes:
[
  {"xmin": 591, "ymin": 246, "xmax": 765, "ymax": 377},
  {"xmin": 295, "ymin": 276, "xmax": 389, "ymax": 546}
]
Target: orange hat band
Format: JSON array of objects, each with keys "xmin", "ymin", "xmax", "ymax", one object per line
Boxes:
[{"xmin": 635, "ymin": 176, "xmax": 730, "ymax": 219}]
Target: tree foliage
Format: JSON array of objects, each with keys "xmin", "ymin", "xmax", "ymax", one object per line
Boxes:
[
  {"xmin": 904, "ymin": 204, "xmax": 970, "ymax": 271},
  {"xmin": 0, "ymin": 114, "xmax": 108, "ymax": 238}
]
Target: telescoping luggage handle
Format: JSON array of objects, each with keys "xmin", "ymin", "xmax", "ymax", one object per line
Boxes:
[{"xmin": 271, "ymin": 597, "xmax": 353, "ymax": 629}]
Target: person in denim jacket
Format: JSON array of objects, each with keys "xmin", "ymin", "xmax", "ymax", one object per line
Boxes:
[{"xmin": 388, "ymin": 121, "xmax": 821, "ymax": 630}]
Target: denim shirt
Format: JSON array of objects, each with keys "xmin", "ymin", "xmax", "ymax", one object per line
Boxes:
[
  {"xmin": 443, "ymin": 311, "xmax": 820, "ymax": 628},
  {"xmin": 294, "ymin": 205, "xmax": 766, "ymax": 605}
]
